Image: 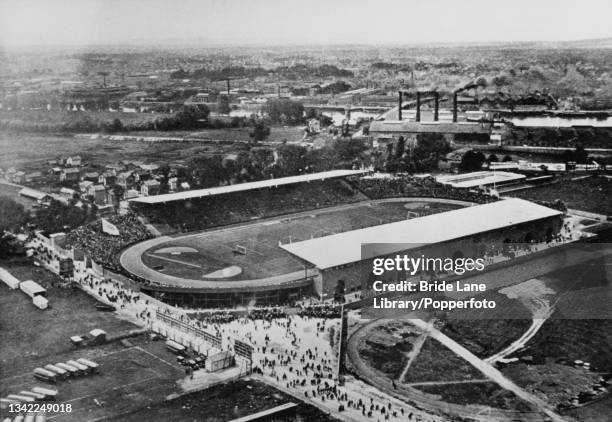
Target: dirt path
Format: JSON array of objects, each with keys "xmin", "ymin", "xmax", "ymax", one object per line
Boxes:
[
  {"xmin": 398, "ymin": 320, "xmax": 432, "ymax": 382},
  {"xmin": 406, "ymin": 318, "xmax": 568, "ymax": 422},
  {"xmin": 347, "ymin": 318, "xmax": 548, "ymax": 422}
]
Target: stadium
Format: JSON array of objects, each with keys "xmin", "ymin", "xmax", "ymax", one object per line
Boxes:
[{"xmin": 120, "ymin": 171, "xmax": 564, "ymax": 308}]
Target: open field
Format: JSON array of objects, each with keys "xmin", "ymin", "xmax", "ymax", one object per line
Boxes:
[
  {"xmin": 135, "ymin": 200, "xmax": 462, "ymax": 282},
  {"xmin": 510, "ymin": 176, "xmax": 611, "ymax": 215},
  {"xmin": 402, "ymin": 337, "xmax": 482, "ymax": 384},
  {"xmin": 0, "ymin": 259, "xmax": 194, "ymax": 421},
  {"xmin": 414, "ymin": 382, "xmax": 534, "ymax": 412},
  {"xmin": 124, "ymin": 125, "xmax": 306, "ymax": 143},
  {"xmin": 106, "ymin": 378, "xmax": 339, "ymax": 422},
  {"xmin": 0, "ymin": 132, "xmax": 240, "ymax": 170},
  {"xmin": 0, "ymin": 259, "xmax": 138, "ymax": 374}
]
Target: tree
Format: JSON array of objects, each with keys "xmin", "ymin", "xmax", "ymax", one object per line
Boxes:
[
  {"xmin": 250, "ymin": 146, "xmax": 275, "ymax": 176},
  {"xmin": 332, "ymin": 138, "xmax": 368, "ymax": 163},
  {"xmin": 414, "ymin": 133, "xmax": 451, "ymax": 161},
  {"xmin": 488, "ymin": 154, "xmax": 499, "ymax": 163},
  {"xmin": 217, "ymin": 95, "xmax": 231, "ymax": 115},
  {"xmin": 187, "ymin": 155, "xmax": 225, "ymax": 188},
  {"xmin": 459, "ymin": 150, "xmax": 487, "ymax": 172},
  {"xmin": 395, "ymin": 136, "xmax": 406, "ymax": 158},
  {"xmin": 502, "ymin": 154, "xmax": 513, "ymax": 162},
  {"xmin": 265, "ymin": 99, "xmax": 305, "ymax": 125},
  {"xmin": 0, "ymin": 196, "xmax": 29, "ymax": 233},
  {"xmin": 249, "ymin": 121, "xmax": 271, "ymax": 144},
  {"xmin": 34, "ymin": 199, "xmax": 91, "ymax": 233},
  {"xmin": 276, "ymin": 144, "xmax": 308, "ymax": 176}
]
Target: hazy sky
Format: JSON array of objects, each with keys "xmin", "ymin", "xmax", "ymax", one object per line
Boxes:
[{"xmin": 1, "ymin": 0, "xmax": 611, "ymax": 47}]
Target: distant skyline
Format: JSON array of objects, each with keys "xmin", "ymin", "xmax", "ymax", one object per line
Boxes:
[{"xmin": 1, "ymin": 0, "xmax": 611, "ymax": 47}]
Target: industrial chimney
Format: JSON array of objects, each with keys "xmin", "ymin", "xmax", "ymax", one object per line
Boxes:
[
  {"xmin": 434, "ymin": 92, "xmax": 439, "ymax": 122},
  {"xmin": 398, "ymin": 91, "xmax": 403, "ymax": 121},
  {"xmin": 452, "ymin": 91, "xmax": 458, "ymax": 123},
  {"xmin": 416, "ymin": 92, "xmax": 421, "ymax": 122}
]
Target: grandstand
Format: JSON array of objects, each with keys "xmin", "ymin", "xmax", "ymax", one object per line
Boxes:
[
  {"xmin": 129, "ymin": 169, "xmax": 368, "ymax": 204},
  {"xmin": 130, "ymin": 170, "xmax": 370, "ymax": 232}
]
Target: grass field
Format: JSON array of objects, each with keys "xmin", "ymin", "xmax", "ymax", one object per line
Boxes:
[
  {"xmin": 414, "ymin": 382, "xmax": 534, "ymax": 412},
  {"xmin": 510, "ymin": 176, "xmax": 611, "ymax": 215},
  {"xmin": 0, "ymin": 132, "xmax": 240, "ymax": 170},
  {"xmin": 401, "ymin": 337, "xmax": 482, "ymax": 384},
  {"xmin": 139, "ymin": 200, "xmax": 462, "ymax": 281}
]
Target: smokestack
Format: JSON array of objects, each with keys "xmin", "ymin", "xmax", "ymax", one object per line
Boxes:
[
  {"xmin": 416, "ymin": 92, "xmax": 421, "ymax": 122},
  {"xmin": 398, "ymin": 91, "xmax": 403, "ymax": 121},
  {"xmin": 453, "ymin": 91, "xmax": 458, "ymax": 123},
  {"xmin": 434, "ymin": 92, "xmax": 439, "ymax": 121},
  {"xmin": 227, "ymin": 79, "xmax": 230, "ymax": 95}
]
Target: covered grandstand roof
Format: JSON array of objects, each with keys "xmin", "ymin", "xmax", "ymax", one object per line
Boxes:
[
  {"xmin": 280, "ymin": 198, "xmax": 562, "ymax": 269},
  {"xmin": 435, "ymin": 171, "xmax": 525, "ymax": 188},
  {"xmin": 129, "ymin": 169, "xmax": 368, "ymax": 204}
]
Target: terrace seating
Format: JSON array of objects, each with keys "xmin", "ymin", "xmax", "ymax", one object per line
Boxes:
[
  {"xmin": 64, "ymin": 213, "xmax": 152, "ymax": 271},
  {"xmin": 134, "ymin": 180, "xmax": 362, "ymax": 232},
  {"xmin": 351, "ymin": 176, "xmax": 499, "ymax": 204}
]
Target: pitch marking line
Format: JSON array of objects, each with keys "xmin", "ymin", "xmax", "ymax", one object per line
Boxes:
[{"xmin": 147, "ymin": 253, "xmax": 202, "ymax": 268}]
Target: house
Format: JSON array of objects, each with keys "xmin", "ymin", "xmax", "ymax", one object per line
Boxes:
[
  {"xmin": 60, "ymin": 168, "xmax": 80, "ymax": 183},
  {"xmin": 12, "ymin": 171, "xmax": 26, "ymax": 184},
  {"xmin": 116, "ymin": 171, "xmax": 135, "ymax": 189},
  {"xmin": 66, "ymin": 156, "xmax": 81, "ymax": 167},
  {"xmin": 307, "ymin": 118, "xmax": 321, "ymax": 134},
  {"xmin": 87, "ymin": 184, "xmax": 107, "ymax": 205},
  {"xmin": 96, "ymin": 204, "xmax": 115, "ymax": 217},
  {"xmin": 141, "ymin": 179, "xmax": 160, "ymax": 196},
  {"xmin": 82, "ymin": 172, "xmax": 99, "ymax": 182},
  {"xmin": 60, "ymin": 187, "xmax": 76, "ymax": 200},
  {"xmin": 105, "ymin": 163, "xmax": 124, "ymax": 174},
  {"xmin": 139, "ymin": 163, "xmax": 159, "ymax": 172},
  {"xmin": 25, "ymin": 171, "xmax": 43, "ymax": 183},
  {"xmin": 19, "ymin": 187, "xmax": 51, "ymax": 203},
  {"xmin": 168, "ymin": 177, "xmax": 178, "ymax": 191},
  {"xmin": 98, "ymin": 171, "xmax": 116, "ymax": 186},
  {"xmin": 133, "ymin": 170, "xmax": 150, "ymax": 183},
  {"xmin": 78, "ymin": 180, "xmax": 94, "ymax": 193},
  {"xmin": 125, "ymin": 189, "xmax": 140, "ymax": 199}
]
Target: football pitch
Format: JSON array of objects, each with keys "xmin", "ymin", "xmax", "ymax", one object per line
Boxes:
[{"xmin": 133, "ymin": 199, "xmax": 463, "ymax": 283}]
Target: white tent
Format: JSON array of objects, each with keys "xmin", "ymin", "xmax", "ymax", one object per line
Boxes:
[
  {"xmin": 33, "ymin": 295, "xmax": 48, "ymax": 310},
  {"xmin": 0, "ymin": 267, "xmax": 20, "ymax": 289}
]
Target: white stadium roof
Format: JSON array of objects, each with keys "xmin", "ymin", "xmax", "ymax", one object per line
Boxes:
[
  {"xmin": 435, "ymin": 171, "xmax": 525, "ymax": 189},
  {"xmin": 129, "ymin": 169, "xmax": 368, "ymax": 204},
  {"xmin": 280, "ymin": 198, "xmax": 561, "ymax": 269}
]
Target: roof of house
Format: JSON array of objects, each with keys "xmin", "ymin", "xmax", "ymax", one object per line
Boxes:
[{"xmin": 19, "ymin": 187, "xmax": 50, "ymax": 200}]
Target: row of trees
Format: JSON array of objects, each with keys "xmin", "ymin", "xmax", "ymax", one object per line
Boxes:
[
  {"xmin": 384, "ymin": 134, "xmax": 452, "ymax": 173},
  {"xmin": 180, "ymin": 138, "xmax": 369, "ymax": 189},
  {"xmin": 0, "ymin": 196, "xmax": 98, "ymax": 257},
  {"xmin": 170, "ymin": 64, "xmax": 353, "ymax": 80}
]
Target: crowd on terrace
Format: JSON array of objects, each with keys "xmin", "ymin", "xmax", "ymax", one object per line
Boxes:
[
  {"xmin": 134, "ymin": 179, "xmax": 362, "ymax": 232},
  {"xmin": 64, "ymin": 213, "xmax": 152, "ymax": 271},
  {"xmin": 352, "ymin": 175, "xmax": 499, "ymax": 204}
]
